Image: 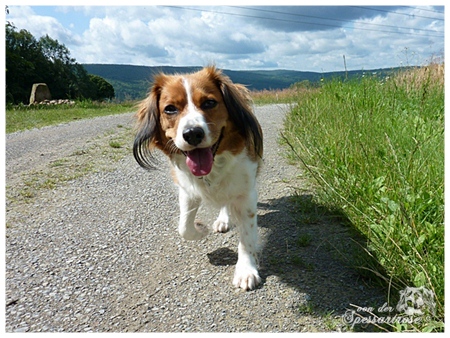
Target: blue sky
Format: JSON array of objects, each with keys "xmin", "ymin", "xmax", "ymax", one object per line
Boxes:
[
  {"xmin": 31, "ymin": 7, "xmax": 92, "ymax": 35},
  {"xmin": 5, "ymin": 2, "xmax": 445, "ymax": 72}
]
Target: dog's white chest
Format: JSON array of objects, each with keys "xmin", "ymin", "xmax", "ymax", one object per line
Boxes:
[{"xmin": 172, "ymin": 150, "xmax": 259, "ymax": 205}]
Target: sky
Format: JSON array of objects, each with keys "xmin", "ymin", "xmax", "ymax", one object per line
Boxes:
[{"xmin": 4, "ymin": 1, "xmax": 446, "ymax": 72}]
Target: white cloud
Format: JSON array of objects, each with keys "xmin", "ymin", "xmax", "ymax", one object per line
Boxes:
[
  {"xmin": 6, "ymin": 5, "xmax": 444, "ymax": 71},
  {"xmin": 8, "ymin": 6, "xmax": 82, "ymax": 45}
]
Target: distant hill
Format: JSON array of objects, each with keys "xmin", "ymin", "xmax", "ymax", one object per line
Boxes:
[{"xmin": 82, "ymin": 64, "xmax": 401, "ymax": 101}]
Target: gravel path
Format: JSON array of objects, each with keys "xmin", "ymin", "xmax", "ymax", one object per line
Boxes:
[{"xmin": 5, "ymin": 104, "xmax": 386, "ymax": 332}]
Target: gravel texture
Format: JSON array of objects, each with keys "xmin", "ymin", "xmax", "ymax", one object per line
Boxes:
[{"xmin": 5, "ymin": 104, "xmax": 386, "ymax": 332}]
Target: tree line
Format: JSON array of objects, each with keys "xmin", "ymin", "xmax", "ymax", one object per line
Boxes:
[{"xmin": 5, "ymin": 23, "xmax": 115, "ymax": 105}]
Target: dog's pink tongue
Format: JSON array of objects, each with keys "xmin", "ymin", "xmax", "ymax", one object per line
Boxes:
[{"xmin": 186, "ymin": 148, "xmax": 213, "ymax": 176}]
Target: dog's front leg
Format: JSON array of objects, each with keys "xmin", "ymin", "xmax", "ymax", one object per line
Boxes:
[
  {"xmin": 231, "ymin": 189, "xmax": 261, "ymax": 290},
  {"xmin": 213, "ymin": 206, "xmax": 231, "ymax": 233},
  {"xmin": 178, "ymin": 188, "xmax": 208, "ymax": 240}
]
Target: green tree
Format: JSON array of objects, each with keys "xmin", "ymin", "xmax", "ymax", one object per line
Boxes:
[
  {"xmin": 37, "ymin": 34, "xmax": 96, "ymax": 100},
  {"xmin": 88, "ymin": 74, "xmax": 115, "ymax": 101},
  {"xmin": 5, "ymin": 24, "xmax": 96, "ymax": 104},
  {"xmin": 5, "ymin": 23, "xmax": 47, "ymax": 103},
  {"xmin": 38, "ymin": 34, "xmax": 75, "ymax": 99}
]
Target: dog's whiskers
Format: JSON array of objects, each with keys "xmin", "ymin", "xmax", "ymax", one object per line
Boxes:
[{"xmin": 164, "ymin": 139, "xmax": 181, "ymax": 155}]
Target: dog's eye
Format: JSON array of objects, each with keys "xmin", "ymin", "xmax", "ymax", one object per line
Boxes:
[
  {"xmin": 164, "ymin": 105, "xmax": 178, "ymax": 115},
  {"xmin": 201, "ymin": 99, "xmax": 218, "ymax": 110}
]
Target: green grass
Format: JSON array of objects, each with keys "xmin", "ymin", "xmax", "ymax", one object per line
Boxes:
[
  {"xmin": 282, "ymin": 64, "xmax": 444, "ymax": 331},
  {"xmin": 5, "ymin": 100, "xmax": 136, "ymax": 133}
]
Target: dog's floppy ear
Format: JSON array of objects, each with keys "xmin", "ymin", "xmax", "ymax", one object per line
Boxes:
[
  {"xmin": 133, "ymin": 75, "xmax": 165, "ymax": 170},
  {"xmin": 209, "ymin": 67, "xmax": 263, "ymax": 158}
]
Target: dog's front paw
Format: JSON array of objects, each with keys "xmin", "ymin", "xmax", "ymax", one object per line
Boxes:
[
  {"xmin": 233, "ymin": 265, "xmax": 261, "ymax": 290},
  {"xmin": 213, "ymin": 220, "xmax": 230, "ymax": 233}
]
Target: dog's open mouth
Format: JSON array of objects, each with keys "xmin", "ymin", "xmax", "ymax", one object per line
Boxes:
[{"xmin": 183, "ymin": 129, "xmax": 224, "ymax": 177}]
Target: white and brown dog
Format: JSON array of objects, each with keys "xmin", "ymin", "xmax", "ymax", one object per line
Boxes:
[{"xmin": 133, "ymin": 66, "xmax": 263, "ymax": 290}]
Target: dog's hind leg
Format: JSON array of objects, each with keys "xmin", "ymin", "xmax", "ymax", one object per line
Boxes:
[{"xmin": 178, "ymin": 188, "xmax": 208, "ymax": 240}]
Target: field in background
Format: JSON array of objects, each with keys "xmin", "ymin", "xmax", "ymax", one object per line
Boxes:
[
  {"xmin": 5, "ymin": 84, "xmax": 312, "ymax": 133},
  {"xmin": 283, "ymin": 63, "xmax": 444, "ymax": 331},
  {"xmin": 5, "ymin": 101, "xmax": 135, "ymax": 133},
  {"xmin": 5, "ymin": 86, "xmax": 308, "ymax": 133}
]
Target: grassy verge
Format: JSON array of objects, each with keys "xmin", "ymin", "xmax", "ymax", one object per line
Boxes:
[
  {"xmin": 282, "ymin": 64, "xmax": 444, "ymax": 331},
  {"xmin": 5, "ymin": 100, "xmax": 136, "ymax": 133}
]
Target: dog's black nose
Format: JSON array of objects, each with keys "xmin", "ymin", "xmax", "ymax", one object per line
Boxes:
[{"xmin": 183, "ymin": 127, "xmax": 205, "ymax": 146}]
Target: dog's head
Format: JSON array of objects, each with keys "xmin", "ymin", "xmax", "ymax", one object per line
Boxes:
[{"xmin": 133, "ymin": 66, "xmax": 263, "ymax": 176}]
